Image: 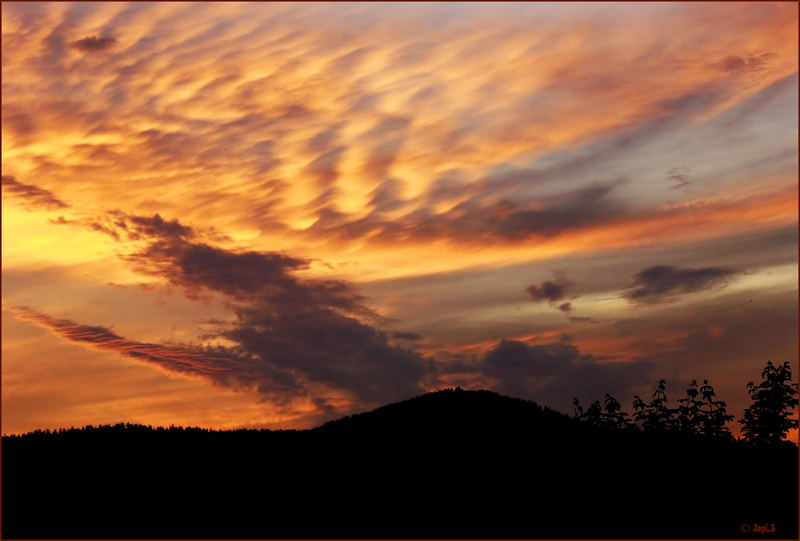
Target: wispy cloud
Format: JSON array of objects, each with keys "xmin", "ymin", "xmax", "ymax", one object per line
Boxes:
[
  {"xmin": 625, "ymin": 265, "xmax": 741, "ymax": 304},
  {"xmin": 1, "ymin": 176, "xmax": 68, "ymax": 210},
  {"xmin": 9, "ymin": 305, "xmax": 302, "ymax": 402}
]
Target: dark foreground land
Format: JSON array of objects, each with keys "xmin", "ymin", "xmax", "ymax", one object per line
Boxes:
[{"xmin": 2, "ymin": 389, "xmax": 797, "ymax": 539}]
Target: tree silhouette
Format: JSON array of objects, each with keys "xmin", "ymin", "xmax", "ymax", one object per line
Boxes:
[
  {"xmin": 572, "ymin": 398, "xmax": 603, "ymax": 427},
  {"xmin": 739, "ymin": 361, "xmax": 799, "ymax": 445},
  {"xmin": 573, "ymin": 394, "xmax": 631, "ymax": 430},
  {"xmin": 675, "ymin": 379, "xmax": 703, "ymax": 434},
  {"xmin": 602, "ymin": 393, "xmax": 633, "ymax": 430},
  {"xmin": 583, "ymin": 399, "xmax": 604, "ymax": 427},
  {"xmin": 632, "ymin": 379, "xmax": 674, "ymax": 432},
  {"xmin": 573, "ymin": 397, "xmax": 584, "ymax": 419},
  {"xmin": 696, "ymin": 379, "xmax": 733, "ymax": 439}
]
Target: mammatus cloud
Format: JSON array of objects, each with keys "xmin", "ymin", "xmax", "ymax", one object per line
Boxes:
[
  {"xmin": 308, "ymin": 181, "xmax": 625, "ymax": 246},
  {"xmin": 1, "ymin": 176, "xmax": 68, "ymax": 210},
  {"xmin": 70, "ymin": 36, "xmax": 116, "ymax": 52},
  {"xmin": 527, "ymin": 270, "xmax": 575, "ymax": 303},
  {"xmin": 625, "ymin": 265, "xmax": 741, "ymax": 303}
]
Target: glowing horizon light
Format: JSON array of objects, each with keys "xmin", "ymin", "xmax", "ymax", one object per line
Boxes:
[{"xmin": 1, "ymin": 1, "xmax": 797, "ymax": 437}]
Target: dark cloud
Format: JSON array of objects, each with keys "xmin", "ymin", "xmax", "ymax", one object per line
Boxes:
[
  {"xmin": 57, "ymin": 211, "xmax": 217, "ymax": 244},
  {"xmin": 527, "ymin": 281, "xmax": 566, "ymax": 303},
  {"xmin": 77, "ymin": 213, "xmax": 432, "ymax": 410},
  {"xmin": 625, "ymin": 265, "xmax": 741, "ymax": 303},
  {"xmin": 713, "ymin": 52, "xmax": 775, "ymax": 74},
  {"xmin": 467, "ymin": 183, "xmax": 621, "ymax": 241},
  {"xmin": 71, "ymin": 36, "xmax": 116, "ymax": 52},
  {"xmin": 308, "ymin": 180, "xmax": 625, "ymax": 245},
  {"xmin": 666, "ymin": 167, "xmax": 691, "ymax": 190},
  {"xmin": 464, "ymin": 339, "xmax": 653, "ymax": 413},
  {"xmin": 88, "ymin": 221, "xmax": 120, "ymax": 241},
  {"xmin": 127, "ymin": 213, "xmax": 195, "ymax": 240},
  {"xmin": 1, "ymin": 176, "xmax": 68, "ymax": 210},
  {"xmin": 527, "ymin": 270, "xmax": 574, "ymax": 303},
  {"xmin": 127, "ymin": 240, "xmax": 316, "ymax": 303},
  {"xmin": 392, "ymin": 331, "xmax": 424, "ymax": 341},
  {"xmin": 226, "ymin": 305, "xmax": 428, "ymax": 404}
]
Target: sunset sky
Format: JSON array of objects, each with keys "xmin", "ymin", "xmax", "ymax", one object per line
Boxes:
[{"xmin": 2, "ymin": 2, "xmax": 797, "ymax": 436}]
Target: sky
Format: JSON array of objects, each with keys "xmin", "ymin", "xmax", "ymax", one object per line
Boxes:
[{"xmin": 2, "ymin": 2, "xmax": 798, "ymax": 436}]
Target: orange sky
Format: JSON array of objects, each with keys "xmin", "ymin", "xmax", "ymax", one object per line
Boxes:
[{"xmin": 2, "ymin": 2, "xmax": 798, "ymax": 437}]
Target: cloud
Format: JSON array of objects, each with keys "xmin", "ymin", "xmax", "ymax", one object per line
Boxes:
[
  {"xmin": 70, "ymin": 36, "xmax": 116, "ymax": 52},
  {"xmin": 127, "ymin": 213, "xmax": 195, "ymax": 240},
  {"xmin": 625, "ymin": 265, "xmax": 741, "ymax": 303},
  {"xmin": 48, "ymin": 216, "xmax": 73, "ymax": 225},
  {"xmin": 392, "ymin": 331, "xmax": 424, "ymax": 341},
  {"xmin": 465, "ymin": 339, "xmax": 653, "ymax": 412},
  {"xmin": 713, "ymin": 52, "xmax": 775, "ymax": 74},
  {"xmin": 527, "ymin": 282, "xmax": 566, "ymax": 303},
  {"xmin": 78, "ymin": 213, "xmax": 431, "ymax": 408},
  {"xmin": 9, "ymin": 305, "xmax": 301, "ymax": 402},
  {"xmin": 304, "ymin": 146, "xmax": 346, "ymax": 188},
  {"xmin": 1, "ymin": 176, "xmax": 68, "ymax": 210},
  {"xmin": 307, "ymin": 180, "xmax": 625, "ymax": 246},
  {"xmin": 666, "ymin": 167, "xmax": 691, "ymax": 190},
  {"xmin": 51, "ymin": 211, "xmax": 218, "ymax": 244},
  {"xmin": 527, "ymin": 270, "xmax": 575, "ymax": 303}
]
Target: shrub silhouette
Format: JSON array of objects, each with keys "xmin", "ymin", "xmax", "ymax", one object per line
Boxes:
[{"xmin": 740, "ymin": 360, "xmax": 799, "ymax": 445}]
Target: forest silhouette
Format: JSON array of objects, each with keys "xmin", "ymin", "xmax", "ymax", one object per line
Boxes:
[{"xmin": 2, "ymin": 361, "xmax": 797, "ymax": 539}]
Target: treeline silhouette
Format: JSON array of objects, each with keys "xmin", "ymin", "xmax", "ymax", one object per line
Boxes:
[
  {"xmin": 573, "ymin": 361, "xmax": 799, "ymax": 444},
  {"xmin": 2, "ymin": 366, "xmax": 797, "ymax": 539}
]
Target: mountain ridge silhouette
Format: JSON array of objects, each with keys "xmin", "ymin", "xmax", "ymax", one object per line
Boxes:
[{"xmin": 3, "ymin": 388, "xmax": 797, "ymax": 539}]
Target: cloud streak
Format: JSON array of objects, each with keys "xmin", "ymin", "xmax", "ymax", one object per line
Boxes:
[
  {"xmin": 625, "ymin": 265, "xmax": 741, "ymax": 303},
  {"xmin": 9, "ymin": 306, "xmax": 301, "ymax": 401},
  {"xmin": 70, "ymin": 36, "xmax": 116, "ymax": 52},
  {"xmin": 2, "ymin": 176, "xmax": 68, "ymax": 210}
]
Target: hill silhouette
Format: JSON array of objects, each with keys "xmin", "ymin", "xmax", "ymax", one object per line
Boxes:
[{"xmin": 3, "ymin": 389, "xmax": 797, "ymax": 538}]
